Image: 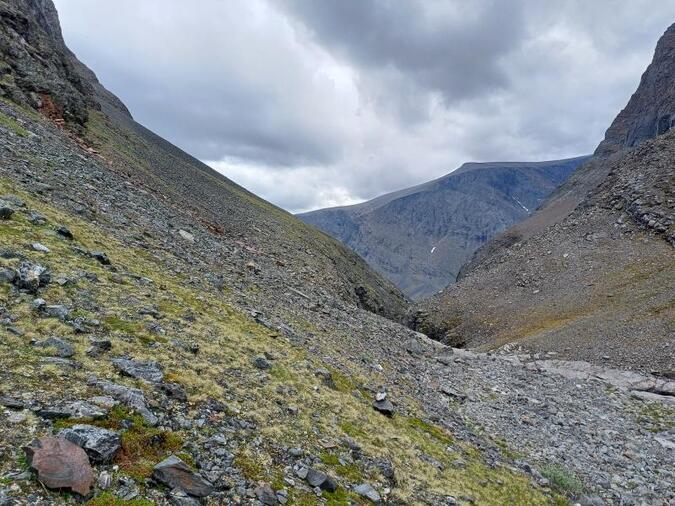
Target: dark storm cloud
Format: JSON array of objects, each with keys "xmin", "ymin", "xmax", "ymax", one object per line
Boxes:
[
  {"xmin": 278, "ymin": 0, "xmax": 525, "ymax": 105},
  {"xmin": 53, "ymin": 0, "xmax": 675, "ymax": 212}
]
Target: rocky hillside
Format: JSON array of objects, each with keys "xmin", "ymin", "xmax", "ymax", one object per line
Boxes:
[
  {"xmin": 0, "ymin": 2, "xmax": 673, "ymax": 505},
  {"xmin": 299, "ymin": 157, "xmax": 588, "ymax": 300},
  {"xmin": 0, "ymin": 0, "xmax": 408, "ymax": 322},
  {"xmin": 416, "ymin": 23, "xmax": 675, "ymax": 374}
]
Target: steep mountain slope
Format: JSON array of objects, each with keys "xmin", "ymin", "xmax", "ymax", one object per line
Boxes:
[
  {"xmin": 416, "ymin": 23, "xmax": 675, "ymax": 374},
  {"xmin": 299, "ymin": 157, "xmax": 588, "ymax": 299},
  {"xmin": 0, "ymin": 0, "xmax": 408, "ymax": 322}
]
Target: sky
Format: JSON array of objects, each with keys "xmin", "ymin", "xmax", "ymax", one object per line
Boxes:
[{"xmin": 53, "ymin": 0, "xmax": 675, "ymax": 213}]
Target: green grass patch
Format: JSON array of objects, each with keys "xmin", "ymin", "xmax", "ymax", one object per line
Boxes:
[
  {"xmin": 0, "ymin": 110, "xmax": 29, "ymax": 137},
  {"xmin": 540, "ymin": 465, "xmax": 583, "ymax": 495},
  {"xmin": 114, "ymin": 415, "xmax": 183, "ymax": 481},
  {"xmin": 407, "ymin": 417, "xmax": 454, "ymax": 446},
  {"xmin": 85, "ymin": 492, "xmax": 154, "ymax": 506}
]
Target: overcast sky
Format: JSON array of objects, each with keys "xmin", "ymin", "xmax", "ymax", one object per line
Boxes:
[{"xmin": 53, "ymin": 1, "xmax": 675, "ymax": 213}]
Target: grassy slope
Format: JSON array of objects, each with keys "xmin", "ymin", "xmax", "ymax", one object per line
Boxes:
[{"xmin": 0, "ymin": 177, "xmax": 563, "ymax": 504}]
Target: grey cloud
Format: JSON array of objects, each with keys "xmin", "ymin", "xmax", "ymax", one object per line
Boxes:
[{"xmin": 53, "ymin": 0, "xmax": 675, "ymax": 212}]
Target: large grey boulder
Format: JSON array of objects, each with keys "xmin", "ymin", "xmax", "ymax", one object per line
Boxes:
[
  {"xmin": 58, "ymin": 424, "xmax": 121, "ymax": 463},
  {"xmin": 112, "ymin": 358, "xmax": 164, "ymax": 383}
]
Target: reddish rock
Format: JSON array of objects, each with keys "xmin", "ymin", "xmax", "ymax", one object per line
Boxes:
[{"xmin": 23, "ymin": 437, "xmax": 95, "ymax": 496}]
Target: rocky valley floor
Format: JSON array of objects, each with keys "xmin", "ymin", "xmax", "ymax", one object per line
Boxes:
[{"xmin": 0, "ymin": 100, "xmax": 674, "ymax": 506}]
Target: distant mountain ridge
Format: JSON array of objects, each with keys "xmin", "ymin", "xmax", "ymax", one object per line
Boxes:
[{"xmin": 299, "ymin": 156, "xmax": 589, "ymax": 299}]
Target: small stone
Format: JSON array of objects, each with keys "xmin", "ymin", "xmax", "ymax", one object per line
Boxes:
[
  {"xmin": 97, "ymin": 470, "xmax": 113, "ymax": 490},
  {"xmin": 56, "ymin": 226, "xmax": 74, "ymax": 239},
  {"xmin": 375, "ymin": 391, "xmax": 387, "ymax": 401},
  {"xmin": 160, "ymin": 382, "xmax": 188, "ymax": 402},
  {"xmin": 59, "ymin": 424, "xmax": 121, "ymax": 463},
  {"xmin": 23, "ymin": 437, "xmax": 95, "ymax": 496},
  {"xmin": 255, "ymin": 483, "xmax": 278, "ymax": 505},
  {"xmin": 14, "ymin": 261, "xmax": 50, "ymax": 293},
  {"xmin": 31, "ymin": 243, "xmax": 50, "ymax": 253},
  {"xmin": 305, "ymin": 468, "xmax": 337, "ymax": 492},
  {"xmin": 0, "ymin": 396, "xmax": 24, "ymax": 410},
  {"xmin": 252, "ymin": 356, "xmax": 271, "ymax": 370},
  {"xmin": 178, "ymin": 230, "xmax": 195, "ymax": 242},
  {"xmin": 354, "ymin": 483, "xmax": 381, "ymax": 503},
  {"xmin": 440, "ymin": 385, "xmax": 467, "ymax": 402},
  {"xmin": 90, "ymin": 251, "xmax": 110, "ymax": 265},
  {"xmin": 32, "ymin": 337, "xmax": 75, "ymax": 358},
  {"xmin": 153, "ymin": 456, "xmax": 213, "ymax": 497},
  {"xmin": 0, "ymin": 203, "xmax": 14, "ymax": 220},
  {"xmin": 7, "ymin": 411, "xmax": 28, "ymax": 424},
  {"xmin": 372, "ymin": 399, "xmax": 394, "ymax": 417},
  {"xmin": 0, "ymin": 268, "xmax": 16, "ymax": 284}
]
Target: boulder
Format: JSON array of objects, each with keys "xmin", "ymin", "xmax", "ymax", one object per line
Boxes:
[
  {"xmin": 58, "ymin": 424, "xmax": 121, "ymax": 463},
  {"xmin": 160, "ymin": 382, "xmax": 188, "ymax": 402},
  {"xmin": 440, "ymin": 385, "xmax": 467, "ymax": 402},
  {"xmin": 112, "ymin": 358, "xmax": 164, "ymax": 383},
  {"xmin": 152, "ymin": 456, "xmax": 213, "ymax": 497},
  {"xmin": 31, "ymin": 243, "xmax": 50, "ymax": 253},
  {"xmin": 56, "ymin": 226, "xmax": 73, "ymax": 239},
  {"xmin": 305, "ymin": 468, "xmax": 337, "ymax": 492},
  {"xmin": 90, "ymin": 251, "xmax": 110, "ymax": 265},
  {"xmin": 14, "ymin": 262, "xmax": 50, "ymax": 293},
  {"xmin": 252, "ymin": 356, "xmax": 271, "ymax": 370},
  {"xmin": 0, "ymin": 202, "xmax": 14, "ymax": 220},
  {"xmin": 372, "ymin": 399, "xmax": 394, "ymax": 417},
  {"xmin": 255, "ymin": 483, "xmax": 278, "ymax": 505},
  {"xmin": 23, "ymin": 437, "xmax": 95, "ymax": 496},
  {"xmin": 354, "ymin": 483, "xmax": 382, "ymax": 503},
  {"xmin": 32, "ymin": 337, "xmax": 75, "ymax": 358}
]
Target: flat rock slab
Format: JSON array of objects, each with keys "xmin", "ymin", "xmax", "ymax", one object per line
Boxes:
[
  {"xmin": 24, "ymin": 437, "xmax": 95, "ymax": 496},
  {"xmin": 112, "ymin": 358, "xmax": 164, "ymax": 383},
  {"xmin": 58, "ymin": 424, "xmax": 121, "ymax": 463},
  {"xmin": 354, "ymin": 483, "xmax": 382, "ymax": 503},
  {"xmin": 153, "ymin": 455, "xmax": 213, "ymax": 497},
  {"xmin": 32, "ymin": 337, "xmax": 74, "ymax": 358},
  {"xmin": 96, "ymin": 380, "xmax": 158, "ymax": 426}
]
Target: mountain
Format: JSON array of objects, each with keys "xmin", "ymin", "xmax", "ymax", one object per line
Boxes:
[
  {"xmin": 415, "ymin": 23, "xmax": 675, "ymax": 374},
  {"xmin": 0, "ymin": 0, "xmax": 408, "ymax": 322},
  {"xmin": 299, "ymin": 157, "xmax": 588, "ymax": 299},
  {"xmin": 1, "ymin": 2, "xmax": 674, "ymax": 505}
]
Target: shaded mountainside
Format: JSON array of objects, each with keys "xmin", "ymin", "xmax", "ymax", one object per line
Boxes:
[
  {"xmin": 417, "ymin": 23, "xmax": 675, "ymax": 374},
  {"xmin": 299, "ymin": 157, "xmax": 588, "ymax": 300},
  {"xmin": 0, "ymin": 0, "xmax": 407, "ymax": 321}
]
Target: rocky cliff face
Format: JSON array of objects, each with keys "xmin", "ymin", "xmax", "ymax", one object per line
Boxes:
[
  {"xmin": 300, "ymin": 157, "xmax": 587, "ymax": 299},
  {"xmin": 595, "ymin": 23, "xmax": 675, "ymax": 156},
  {"xmin": 416, "ymin": 23, "xmax": 675, "ymax": 373}
]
